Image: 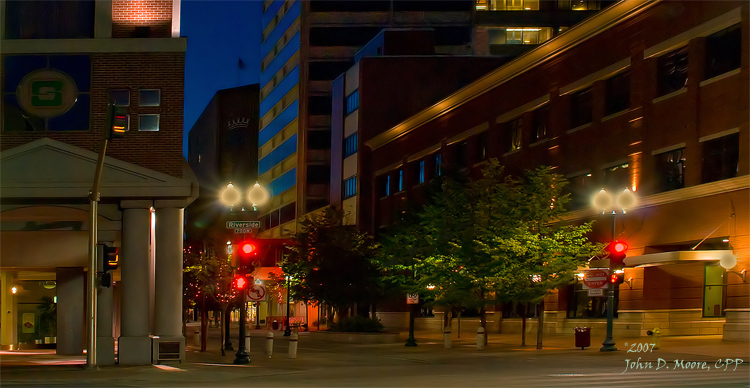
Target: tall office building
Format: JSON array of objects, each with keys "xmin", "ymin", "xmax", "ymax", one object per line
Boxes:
[{"xmin": 258, "ymin": 0, "xmax": 474, "ymax": 238}]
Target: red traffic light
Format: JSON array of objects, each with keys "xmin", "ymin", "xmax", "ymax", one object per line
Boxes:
[
  {"xmin": 612, "ymin": 241, "xmax": 628, "ymax": 253},
  {"xmin": 234, "ymin": 276, "xmax": 247, "ymax": 290},
  {"xmin": 611, "ymin": 273, "xmax": 625, "ymax": 285},
  {"xmin": 242, "ymin": 243, "xmax": 256, "ymax": 254}
]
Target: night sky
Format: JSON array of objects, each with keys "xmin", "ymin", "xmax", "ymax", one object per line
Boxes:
[{"xmin": 181, "ymin": 0, "xmax": 261, "ymax": 157}]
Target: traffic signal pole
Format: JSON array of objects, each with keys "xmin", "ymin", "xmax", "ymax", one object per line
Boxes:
[
  {"xmin": 601, "ymin": 211, "xmax": 617, "ymax": 352},
  {"xmin": 87, "ymin": 137, "xmax": 109, "ymax": 368}
]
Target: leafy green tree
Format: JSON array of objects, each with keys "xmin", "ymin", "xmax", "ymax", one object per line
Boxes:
[{"xmin": 282, "ymin": 207, "xmax": 381, "ymax": 322}]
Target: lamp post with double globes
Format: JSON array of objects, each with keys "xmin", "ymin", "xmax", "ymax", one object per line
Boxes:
[
  {"xmin": 592, "ymin": 187, "xmax": 636, "ymax": 352},
  {"xmin": 219, "ymin": 181, "xmax": 270, "ymax": 364}
]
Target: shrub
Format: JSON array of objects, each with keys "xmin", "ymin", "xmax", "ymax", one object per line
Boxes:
[{"xmin": 329, "ymin": 316, "xmax": 384, "ymax": 333}]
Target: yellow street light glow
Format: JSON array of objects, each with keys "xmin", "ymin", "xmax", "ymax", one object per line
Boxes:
[
  {"xmin": 616, "ymin": 188, "xmax": 637, "ymax": 212},
  {"xmin": 720, "ymin": 252, "xmax": 737, "ymax": 270},
  {"xmin": 248, "ymin": 182, "xmax": 270, "ymax": 207},
  {"xmin": 592, "ymin": 189, "xmax": 613, "ymax": 212},
  {"xmin": 220, "ymin": 183, "xmax": 241, "ymax": 206},
  {"xmin": 11, "ymin": 286, "xmax": 17, "ymax": 294}
]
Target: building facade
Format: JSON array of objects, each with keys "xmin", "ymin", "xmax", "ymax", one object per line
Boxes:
[
  {"xmin": 0, "ymin": 0, "xmax": 196, "ymax": 364},
  {"xmin": 329, "ymin": 28, "xmax": 509, "ymax": 228},
  {"xmin": 258, "ymin": 0, "xmax": 475, "ymax": 238},
  {"xmin": 365, "ymin": 0, "xmax": 749, "ymax": 340}
]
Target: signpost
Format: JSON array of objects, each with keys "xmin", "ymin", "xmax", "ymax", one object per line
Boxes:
[{"xmin": 583, "ymin": 269, "xmax": 610, "ymax": 289}]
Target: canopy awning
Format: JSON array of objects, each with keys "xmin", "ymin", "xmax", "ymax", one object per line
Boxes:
[{"xmin": 624, "ymin": 250, "xmax": 732, "ymax": 268}]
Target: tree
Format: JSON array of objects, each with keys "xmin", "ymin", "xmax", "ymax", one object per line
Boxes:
[
  {"xmin": 281, "ymin": 207, "xmax": 381, "ymax": 322},
  {"xmin": 488, "ymin": 166, "xmax": 600, "ymax": 348},
  {"xmin": 378, "ymin": 161, "xmax": 600, "ymax": 347}
]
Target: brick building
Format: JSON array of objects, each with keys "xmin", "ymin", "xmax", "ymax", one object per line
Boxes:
[
  {"xmin": 0, "ymin": 0, "xmax": 196, "ymax": 364},
  {"xmin": 365, "ymin": 0, "xmax": 749, "ymax": 340}
]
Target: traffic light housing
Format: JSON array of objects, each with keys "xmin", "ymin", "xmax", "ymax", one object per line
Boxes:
[
  {"xmin": 106, "ymin": 103, "xmax": 129, "ymax": 139},
  {"xmin": 606, "ymin": 240, "xmax": 628, "ymax": 270},
  {"xmin": 234, "ymin": 240, "xmax": 258, "ymax": 271},
  {"xmin": 96, "ymin": 244, "xmax": 119, "ymax": 287},
  {"xmin": 611, "ymin": 272, "xmax": 625, "ymax": 285}
]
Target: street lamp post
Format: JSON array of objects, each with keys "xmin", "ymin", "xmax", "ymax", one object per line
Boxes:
[
  {"xmin": 233, "ymin": 288, "xmax": 250, "ymax": 364},
  {"xmin": 284, "ymin": 275, "xmax": 292, "ymax": 336},
  {"xmin": 219, "ymin": 181, "xmax": 270, "ymax": 364},
  {"xmin": 593, "ymin": 188, "xmax": 636, "ymax": 352}
]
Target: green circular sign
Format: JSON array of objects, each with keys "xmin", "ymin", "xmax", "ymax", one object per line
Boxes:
[{"xmin": 17, "ymin": 69, "xmax": 78, "ymax": 118}]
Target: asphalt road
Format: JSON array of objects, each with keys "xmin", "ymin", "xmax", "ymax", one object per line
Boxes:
[{"xmin": 2, "ymin": 335, "xmax": 749, "ymax": 388}]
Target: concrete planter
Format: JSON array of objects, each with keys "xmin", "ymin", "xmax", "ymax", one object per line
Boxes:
[{"xmin": 310, "ymin": 331, "xmax": 401, "ymax": 344}]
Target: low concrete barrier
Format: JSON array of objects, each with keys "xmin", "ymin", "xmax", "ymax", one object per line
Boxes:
[{"xmin": 310, "ymin": 331, "xmax": 401, "ymax": 344}]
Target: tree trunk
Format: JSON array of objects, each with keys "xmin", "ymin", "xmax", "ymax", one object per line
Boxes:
[
  {"xmin": 536, "ymin": 299, "xmax": 545, "ymax": 349},
  {"xmin": 443, "ymin": 309, "xmax": 453, "ymax": 333},
  {"xmin": 480, "ymin": 306, "xmax": 488, "ymax": 345},
  {"xmin": 200, "ymin": 294, "xmax": 207, "ymax": 352},
  {"xmin": 224, "ymin": 304, "xmax": 232, "ymax": 348},
  {"xmin": 521, "ymin": 303, "xmax": 527, "ymax": 346}
]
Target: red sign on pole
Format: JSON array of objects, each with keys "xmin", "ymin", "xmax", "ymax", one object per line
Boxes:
[{"xmin": 583, "ymin": 269, "xmax": 610, "ymax": 289}]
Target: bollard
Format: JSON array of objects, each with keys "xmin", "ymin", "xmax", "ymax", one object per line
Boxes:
[
  {"xmin": 647, "ymin": 328, "xmax": 661, "ymax": 350},
  {"xmin": 288, "ymin": 332, "xmax": 298, "ymax": 359},
  {"xmin": 444, "ymin": 328, "xmax": 452, "ymax": 348},
  {"xmin": 266, "ymin": 331, "xmax": 274, "ymax": 358},
  {"xmin": 245, "ymin": 336, "xmax": 252, "ymax": 352},
  {"xmin": 193, "ymin": 329, "xmax": 200, "ymax": 347},
  {"xmin": 476, "ymin": 326, "xmax": 486, "ymax": 350}
]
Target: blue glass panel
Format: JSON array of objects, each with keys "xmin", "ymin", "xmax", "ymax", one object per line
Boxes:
[
  {"xmin": 259, "ymin": 134, "xmax": 297, "ymax": 174},
  {"xmin": 3, "ymin": 56, "xmax": 47, "ymax": 92},
  {"xmin": 260, "ymin": 32, "xmax": 300, "ymax": 86},
  {"xmin": 48, "ymin": 93, "xmax": 89, "ymax": 131},
  {"xmin": 50, "ymin": 55, "xmax": 91, "ymax": 92},
  {"xmin": 261, "ymin": 2, "xmax": 300, "ymax": 56},
  {"xmin": 260, "ymin": 66, "xmax": 299, "ymax": 115},
  {"xmin": 268, "ymin": 168, "xmax": 296, "ymax": 196},
  {"xmin": 259, "ymin": 100, "xmax": 298, "ymax": 146},
  {"xmin": 261, "ymin": 0, "xmax": 284, "ymax": 27}
]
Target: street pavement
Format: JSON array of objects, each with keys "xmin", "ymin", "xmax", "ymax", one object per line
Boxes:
[{"xmin": 1, "ymin": 324, "xmax": 748, "ymax": 387}]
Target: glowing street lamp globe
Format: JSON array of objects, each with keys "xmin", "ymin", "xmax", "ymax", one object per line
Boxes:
[{"xmin": 220, "ymin": 183, "xmax": 241, "ymax": 207}]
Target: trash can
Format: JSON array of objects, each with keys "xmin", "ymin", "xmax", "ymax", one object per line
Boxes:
[
  {"xmin": 272, "ymin": 319, "xmax": 279, "ymax": 330},
  {"xmin": 574, "ymin": 327, "xmax": 591, "ymax": 349}
]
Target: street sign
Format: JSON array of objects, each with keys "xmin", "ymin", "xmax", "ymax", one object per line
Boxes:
[
  {"xmin": 234, "ymin": 228, "xmax": 253, "ymax": 234},
  {"xmin": 587, "ymin": 288, "xmax": 604, "ymax": 297},
  {"xmin": 406, "ymin": 293, "xmax": 419, "ymax": 304},
  {"xmin": 583, "ymin": 269, "xmax": 610, "ymax": 289},
  {"xmin": 247, "ymin": 284, "xmax": 266, "ymax": 301},
  {"xmin": 226, "ymin": 221, "xmax": 260, "ymax": 229}
]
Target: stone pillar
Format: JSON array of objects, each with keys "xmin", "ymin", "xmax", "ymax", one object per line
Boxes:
[
  {"xmin": 94, "ymin": 0, "xmax": 112, "ymax": 38},
  {"xmin": 153, "ymin": 206, "xmax": 185, "ymax": 362},
  {"xmin": 57, "ymin": 267, "xmax": 85, "ymax": 355},
  {"xmin": 1, "ymin": 271, "xmax": 18, "ymax": 349},
  {"xmin": 118, "ymin": 206, "xmax": 152, "ymax": 365},
  {"xmin": 96, "ymin": 284, "xmax": 115, "ymax": 365}
]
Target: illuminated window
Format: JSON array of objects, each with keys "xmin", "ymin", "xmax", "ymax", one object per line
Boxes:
[
  {"xmin": 139, "ymin": 89, "xmax": 160, "ymax": 107},
  {"xmin": 531, "ymin": 105, "xmax": 549, "ymax": 143},
  {"xmin": 558, "ymin": 0, "xmax": 600, "ymax": 10},
  {"xmin": 138, "ymin": 114, "xmax": 159, "ymax": 131},
  {"xmin": 654, "ymin": 148, "xmax": 686, "ymax": 192},
  {"xmin": 604, "ymin": 71, "xmax": 630, "ymax": 116},
  {"xmin": 506, "ymin": 117, "xmax": 523, "ymax": 152},
  {"xmin": 488, "ymin": 27, "xmax": 553, "ymax": 46},
  {"xmin": 477, "ymin": 0, "xmax": 539, "ymax": 11},
  {"xmin": 343, "ymin": 133, "xmax": 358, "ymax": 158},
  {"xmin": 397, "ymin": 170, "xmax": 404, "ymax": 192},
  {"xmin": 701, "ymin": 133, "xmax": 739, "ymax": 183},
  {"xmin": 570, "ymin": 87, "xmax": 592, "ymax": 127},
  {"xmin": 434, "ymin": 153, "xmax": 442, "ymax": 177},
  {"xmin": 657, "ymin": 47, "xmax": 688, "ymax": 96},
  {"xmin": 343, "ymin": 176, "xmax": 357, "ymax": 199},
  {"xmin": 418, "ymin": 160, "xmax": 425, "ymax": 183},
  {"xmin": 705, "ymin": 24, "xmax": 741, "ymax": 80},
  {"xmin": 345, "ymin": 90, "xmax": 359, "ymax": 115}
]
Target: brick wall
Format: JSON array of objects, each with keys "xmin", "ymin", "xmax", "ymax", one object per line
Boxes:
[
  {"xmin": 112, "ymin": 0, "xmax": 173, "ymax": 38},
  {"xmin": 0, "ymin": 53, "xmax": 185, "ymax": 178}
]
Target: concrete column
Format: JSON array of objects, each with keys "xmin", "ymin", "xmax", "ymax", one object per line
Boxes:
[
  {"xmin": 154, "ymin": 207, "xmax": 184, "ymax": 337},
  {"xmin": 119, "ymin": 207, "xmax": 152, "ymax": 365},
  {"xmin": 94, "ymin": 0, "xmax": 112, "ymax": 38},
  {"xmin": 96, "ymin": 284, "xmax": 115, "ymax": 365},
  {"xmin": 57, "ymin": 267, "xmax": 85, "ymax": 355},
  {"xmin": 1, "ymin": 271, "xmax": 18, "ymax": 349},
  {"xmin": 153, "ymin": 206, "xmax": 186, "ymax": 363}
]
